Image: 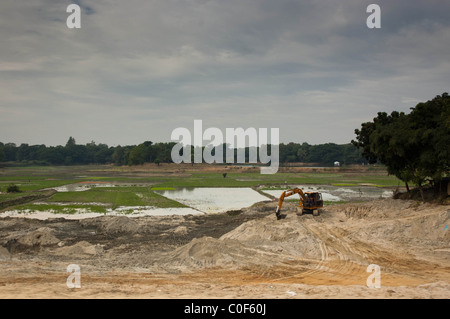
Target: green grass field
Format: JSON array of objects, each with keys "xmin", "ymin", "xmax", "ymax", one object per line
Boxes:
[
  {"xmin": 0, "ymin": 164, "xmax": 401, "ymax": 214},
  {"xmin": 13, "ymin": 203, "xmax": 108, "ymax": 214},
  {"xmin": 149, "ymin": 171, "xmax": 401, "ymax": 188},
  {"xmin": 47, "ymin": 186, "xmax": 186, "ymax": 209}
]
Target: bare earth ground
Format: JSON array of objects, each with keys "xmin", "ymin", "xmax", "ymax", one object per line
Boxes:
[{"xmin": 0, "ymin": 199, "xmax": 449, "ymax": 299}]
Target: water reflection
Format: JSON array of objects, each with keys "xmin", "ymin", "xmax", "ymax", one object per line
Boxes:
[
  {"xmin": 262, "ymin": 185, "xmax": 393, "ymax": 202},
  {"xmin": 154, "ymin": 187, "xmax": 270, "ymax": 214}
]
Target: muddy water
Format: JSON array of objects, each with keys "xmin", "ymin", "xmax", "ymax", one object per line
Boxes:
[
  {"xmin": 1, "ymin": 206, "xmax": 203, "ymax": 220},
  {"xmin": 3, "ymin": 185, "xmax": 393, "ymax": 220},
  {"xmin": 262, "ymin": 185, "xmax": 393, "ymax": 202},
  {"xmin": 47, "ymin": 182, "xmax": 156, "ymax": 192},
  {"xmin": 154, "ymin": 188, "xmax": 270, "ymax": 214}
]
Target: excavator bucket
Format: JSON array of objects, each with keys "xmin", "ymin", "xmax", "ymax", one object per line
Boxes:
[{"xmin": 275, "ymin": 207, "xmax": 285, "ymax": 220}]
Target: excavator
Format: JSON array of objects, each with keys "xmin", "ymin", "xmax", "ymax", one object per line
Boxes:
[{"xmin": 275, "ymin": 188, "xmax": 323, "ymax": 220}]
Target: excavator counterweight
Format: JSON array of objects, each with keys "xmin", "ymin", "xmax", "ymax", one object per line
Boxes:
[{"xmin": 275, "ymin": 188, "xmax": 323, "ymax": 220}]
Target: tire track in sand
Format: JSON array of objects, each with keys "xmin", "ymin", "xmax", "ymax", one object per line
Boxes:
[{"xmin": 268, "ymin": 219, "xmax": 370, "ymax": 285}]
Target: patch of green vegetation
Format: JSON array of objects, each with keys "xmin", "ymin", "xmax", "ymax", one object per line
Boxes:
[
  {"xmin": 78, "ymin": 176, "xmax": 168, "ymax": 183},
  {"xmin": 332, "ymin": 183, "xmax": 358, "ymax": 187},
  {"xmin": 139, "ymin": 190, "xmax": 187, "ymax": 208},
  {"xmin": 46, "ymin": 186, "xmax": 186, "ymax": 209},
  {"xmin": 151, "ymin": 172, "xmax": 297, "ymax": 188},
  {"xmin": 0, "ymin": 165, "xmax": 401, "ymax": 214},
  {"xmin": 0, "ymin": 178, "xmax": 79, "ymax": 192},
  {"xmin": 6, "ymin": 184, "xmax": 21, "ymax": 193},
  {"xmin": 13, "ymin": 203, "xmax": 107, "ymax": 214},
  {"xmin": 0, "ymin": 192, "xmax": 30, "ymax": 203},
  {"xmin": 151, "ymin": 171, "xmax": 400, "ymax": 188}
]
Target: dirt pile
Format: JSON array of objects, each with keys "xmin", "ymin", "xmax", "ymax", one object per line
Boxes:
[
  {"xmin": 0, "ymin": 246, "xmax": 11, "ymax": 260},
  {"xmin": 328, "ymin": 199, "xmax": 449, "ymax": 247},
  {"xmin": 80, "ymin": 215, "xmax": 141, "ymax": 235},
  {"xmin": 162, "ymin": 214, "xmax": 324, "ymax": 270},
  {"xmin": 329, "ymin": 199, "xmax": 421, "ymax": 219},
  {"xmin": 221, "ymin": 214, "xmax": 323, "ymax": 258},
  {"xmin": 1, "ymin": 198, "xmax": 449, "ymax": 298},
  {"xmin": 17, "ymin": 228, "xmax": 60, "ymax": 247},
  {"xmin": 162, "ymin": 199, "xmax": 449, "ymax": 275},
  {"xmin": 165, "ymin": 236, "xmax": 255, "ymax": 268},
  {"xmin": 353, "ymin": 210, "xmax": 449, "ymax": 244},
  {"xmin": 101, "ymin": 216, "xmax": 141, "ymax": 234},
  {"xmin": 53, "ymin": 241, "xmax": 104, "ymax": 257}
]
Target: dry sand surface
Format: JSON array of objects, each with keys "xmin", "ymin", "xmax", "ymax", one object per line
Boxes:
[{"xmin": 0, "ymin": 199, "xmax": 449, "ymax": 299}]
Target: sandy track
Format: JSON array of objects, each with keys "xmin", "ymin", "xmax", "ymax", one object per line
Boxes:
[{"xmin": 0, "ymin": 199, "xmax": 449, "ymax": 298}]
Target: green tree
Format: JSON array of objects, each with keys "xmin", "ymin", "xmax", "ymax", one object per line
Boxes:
[
  {"xmin": 66, "ymin": 136, "xmax": 76, "ymax": 148},
  {"xmin": 128, "ymin": 144, "xmax": 147, "ymax": 165},
  {"xmin": 3, "ymin": 143, "xmax": 17, "ymax": 161},
  {"xmin": 352, "ymin": 93, "xmax": 450, "ymax": 200},
  {"xmin": 0, "ymin": 143, "xmax": 5, "ymax": 162},
  {"xmin": 296, "ymin": 142, "xmax": 310, "ymax": 162},
  {"xmin": 112, "ymin": 146, "xmax": 125, "ymax": 165}
]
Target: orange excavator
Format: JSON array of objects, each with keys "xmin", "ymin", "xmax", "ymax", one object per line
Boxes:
[{"xmin": 275, "ymin": 188, "xmax": 323, "ymax": 220}]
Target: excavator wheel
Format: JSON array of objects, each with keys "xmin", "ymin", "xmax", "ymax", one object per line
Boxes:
[{"xmin": 313, "ymin": 209, "xmax": 319, "ymax": 216}]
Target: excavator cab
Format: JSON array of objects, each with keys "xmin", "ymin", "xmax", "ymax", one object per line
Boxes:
[
  {"xmin": 275, "ymin": 188, "xmax": 323, "ymax": 220},
  {"xmin": 302, "ymin": 192, "xmax": 323, "ymax": 211}
]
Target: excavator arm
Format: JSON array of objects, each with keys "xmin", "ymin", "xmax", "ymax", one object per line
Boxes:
[
  {"xmin": 275, "ymin": 188, "xmax": 307, "ymax": 220},
  {"xmin": 275, "ymin": 188, "xmax": 323, "ymax": 219}
]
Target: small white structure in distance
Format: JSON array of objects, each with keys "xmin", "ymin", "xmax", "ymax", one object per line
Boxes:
[{"xmin": 334, "ymin": 161, "xmax": 340, "ymax": 167}]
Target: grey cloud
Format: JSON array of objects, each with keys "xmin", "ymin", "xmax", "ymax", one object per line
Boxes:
[{"xmin": 0, "ymin": 0, "xmax": 449, "ymax": 146}]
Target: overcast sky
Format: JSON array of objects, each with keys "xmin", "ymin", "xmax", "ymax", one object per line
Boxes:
[{"xmin": 1, "ymin": 0, "xmax": 449, "ymax": 147}]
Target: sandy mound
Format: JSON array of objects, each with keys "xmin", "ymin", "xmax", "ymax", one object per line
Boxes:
[
  {"xmin": 80, "ymin": 216, "xmax": 141, "ymax": 234},
  {"xmin": 0, "ymin": 246, "xmax": 11, "ymax": 260},
  {"xmin": 327, "ymin": 199, "xmax": 437, "ymax": 220},
  {"xmin": 166, "ymin": 236, "xmax": 253, "ymax": 268},
  {"xmin": 346, "ymin": 209, "xmax": 450, "ymax": 256},
  {"xmin": 327, "ymin": 200, "xmax": 449, "ymax": 245},
  {"xmin": 163, "ymin": 199, "xmax": 449, "ymax": 272},
  {"xmin": 169, "ymin": 225, "xmax": 188, "ymax": 235},
  {"xmin": 17, "ymin": 228, "xmax": 60, "ymax": 247},
  {"xmin": 163, "ymin": 214, "xmax": 323, "ymax": 270},
  {"xmin": 102, "ymin": 216, "xmax": 141, "ymax": 234},
  {"xmin": 54, "ymin": 241, "xmax": 103, "ymax": 256},
  {"xmin": 1, "ymin": 198, "xmax": 449, "ymax": 299},
  {"xmin": 221, "ymin": 214, "xmax": 323, "ymax": 258}
]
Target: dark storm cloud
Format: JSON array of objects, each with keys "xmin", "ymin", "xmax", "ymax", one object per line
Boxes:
[{"xmin": 0, "ymin": 0, "xmax": 449, "ymax": 146}]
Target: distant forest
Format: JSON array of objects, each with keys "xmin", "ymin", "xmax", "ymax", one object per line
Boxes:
[{"xmin": 0, "ymin": 137, "xmax": 365, "ymax": 166}]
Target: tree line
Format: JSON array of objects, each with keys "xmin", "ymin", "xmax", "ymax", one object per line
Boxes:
[
  {"xmin": 0, "ymin": 137, "xmax": 364, "ymax": 166},
  {"xmin": 352, "ymin": 92, "xmax": 449, "ymax": 199}
]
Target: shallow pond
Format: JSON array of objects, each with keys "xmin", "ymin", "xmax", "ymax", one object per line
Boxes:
[
  {"xmin": 46, "ymin": 182, "xmax": 151, "ymax": 192},
  {"xmin": 154, "ymin": 187, "xmax": 270, "ymax": 214},
  {"xmin": 262, "ymin": 185, "xmax": 393, "ymax": 202},
  {"xmin": 3, "ymin": 184, "xmax": 394, "ymax": 219},
  {"xmin": 1, "ymin": 206, "xmax": 202, "ymax": 220}
]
